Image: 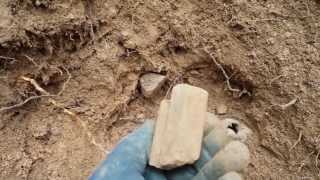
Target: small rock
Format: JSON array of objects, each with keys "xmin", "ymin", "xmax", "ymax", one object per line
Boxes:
[
  {"xmin": 34, "ymin": 0, "xmax": 50, "ymax": 8},
  {"xmin": 190, "ymin": 70, "xmax": 200, "ymax": 75},
  {"xmin": 120, "ymin": 29, "xmax": 133, "ymax": 39},
  {"xmin": 136, "ymin": 113, "xmax": 145, "ymax": 119},
  {"xmin": 32, "ymin": 124, "xmax": 51, "ymax": 140},
  {"xmin": 139, "ymin": 73, "xmax": 166, "ymax": 98},
  {"xmin": 284, "ymin": 32, "xmax": 292, "ymax": 38},
  {"xmin": 216, "ymin": 104, "xmax": 228, "ymax": 115},
  {"xmin": 123, "ymin": 39, "xmax": 137, "ymax": 49},
  {"xmin": 267, "ymin": 38, "xmax": 275, "ymax": 45}
]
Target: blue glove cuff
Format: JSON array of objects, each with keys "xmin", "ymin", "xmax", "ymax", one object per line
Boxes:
[{"xmin": 90, "ymin": 120, "xmax": 155, "ymax": 180}]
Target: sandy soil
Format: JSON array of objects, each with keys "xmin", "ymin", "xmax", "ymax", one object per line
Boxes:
[{"xmin": 0, "ymin": 0, "xmax": 319, "ymax": 179}]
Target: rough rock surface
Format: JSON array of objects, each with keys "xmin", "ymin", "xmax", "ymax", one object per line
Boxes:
[
  {"xmin": 149, "ymin": 84, "xmax": 208, "ymax": 169},
  {"xmin": 139, "ymin": 73, "xmax": 166, "ymax": 98}
]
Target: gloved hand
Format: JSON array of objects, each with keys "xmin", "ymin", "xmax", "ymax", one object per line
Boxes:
[{"xmin": 89, "ymin": 113, "xmax": 251, "ymax": 180}]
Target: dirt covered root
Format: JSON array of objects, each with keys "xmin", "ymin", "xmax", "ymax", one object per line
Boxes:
[{"xmin": 0, "ymin": 0, "xmax": 320, "ymax": 179}]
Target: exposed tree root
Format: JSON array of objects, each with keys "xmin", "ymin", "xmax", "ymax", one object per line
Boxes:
[
  {"xmin": 289, "ymin": 130, "xmax": 303, "ymax": 152},
  {"xmin": 272, "ymin": 97, "xmax": 299, "ymax": 110},
  {"xmin": 0, "ymin": 95, "xmax": 55, "ymax": 112},
  {"xmin": 0, "ymin": 67, "xmax": 107, "ymax": 155}
]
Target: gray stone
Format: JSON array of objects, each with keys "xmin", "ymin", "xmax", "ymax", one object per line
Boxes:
[
  {"xmin": 149, "ymin": 84, "xmax": 208, "ymax": 169},
  {"xmin": 139, "ymin": 73, "xmax": 166, "ymax": 97}
]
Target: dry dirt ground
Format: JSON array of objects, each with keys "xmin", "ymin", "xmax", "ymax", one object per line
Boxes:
[{"xmin": 0, "ymin": 0, "xmax": 320, "ymax": 179}]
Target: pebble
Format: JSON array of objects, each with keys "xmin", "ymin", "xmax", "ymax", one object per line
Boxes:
[
  {"xmin": 32, "ymin": 124, "xmax": 50, "ymax": 140},
  {"xmin": 139, "ymin": 73, "xmax": 166, "ymax": 98},
  {"xmin": 216, "ymin": 104, "xmax": 228, "ymax": 115}
]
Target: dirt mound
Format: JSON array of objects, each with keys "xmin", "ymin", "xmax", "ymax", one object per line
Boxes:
[{"xmin": 0, "ymin": 0, "xmax": 319, "ymax": 179}]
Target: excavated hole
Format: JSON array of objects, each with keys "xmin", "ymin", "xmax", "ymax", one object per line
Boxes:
[{"xmin": 228, "ymin": 122, "xmax": 239, "ymax": 134}]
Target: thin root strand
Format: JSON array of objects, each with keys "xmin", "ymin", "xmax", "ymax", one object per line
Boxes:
[
  {"xmin": 290, "ymin": 130, "xmax": 303, "ymax": 152},
  {"xmin": 203, "ymin": 47, "xmax": 249, "ymax": 96},
  {"xmin": 4, "ymin": 71, "xmax": 108, "ymax": 155}
]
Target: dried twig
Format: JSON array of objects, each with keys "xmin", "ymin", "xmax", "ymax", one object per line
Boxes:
[
  {"xmin": 21, "ymin": 67, "xmax": 71, "ymax": 96},
  {"xmin": 273, "ymin": 97, "xmax": 298, "ymax": 110},
  {"xmin": 57, "ymin": 66, "xmax": 71, "ymax": 96},
  {"xmin": 297, "ymin": 151, "xmax": 315, "ymax": 173},
  {"xmin": 0, "ymin": 66, "xmax": 107, "ymax": 155},
  {"xmin": 89, "ymin": 21, "xmax": 96, "ymax": 42},
  {"xmin": 0, "ymin": 95, "xmax": 55, "ymax": 112},
  {"xmin": 0, "ymin": 67, "xmax": 71, "ymax": 112},
  {"xmin": 289, "ymin": 130, "xmax": 303, "ymax": 152},
  {"xmin": 22, "ymin": 72, "xmax": 107, "ymax": 154},
  {"xmin": 0, "ymin": 55, "xmax": 17, "ymax": 64},
  {"xmin": 21, "ymin": 76, "xmax": 50, "ymax": 95},
  {"xmin": 269, "ymin": 75, "xmax": 284, "ymax": 86},
  {"xmin": 77, "ymin": 118, "xmax": 108, "ymax": 154},
  {"xmin": 247, "ymin": 18, "xmax": 283, "ymax": 23},
  {"xmin": 187, "ymin": 21, "xmax": 249, "ymax": 96},
  {"xmin": 247, "ymin": 15, "xmax": 314, "ymax": 23},
  {"xmin": 0, "ymin": 55, "xmax": 16, "ymax": 61},
  {"xmin": 165, "ymin": 75, "xmax": 182, "ymax": 99},
  {"xmin": 24, "ymin": 55, "xmax": 39, "ymax": 67},
  {"xmin": 19, "ymin": 69, "xmax": 76, "ymax": 119},
  {"xmin": 279, "ymin": 98, "xmax": 298, "ymax": 109},
  {"xmin": 29, "ymin": 87, "xmax": 107, "ymax": 154},
  {"xmin": 316, "ymin": 150, "xmax": 320, "ymax": 172}
]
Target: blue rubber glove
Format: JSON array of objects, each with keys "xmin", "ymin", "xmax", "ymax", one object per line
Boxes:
[
  {"xmin": 89, "ymin": 114, "xmax": 250, "ymax": 180},
  {"xmin": 89, "ymin": 121, "xmax": 156, "ymax": 180}
]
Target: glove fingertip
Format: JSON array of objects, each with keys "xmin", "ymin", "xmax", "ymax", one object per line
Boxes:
[
  {"xmin": 213, "ymin": 141, "xmax": 250, "ymax": 172},
  {"xmin": 192, "ymin": 141, "xmax": 249, "ymax": 180},
  {"xmin": 204, "ymin": 113, "xmax": 220, "ymax": 136},
  {"xmin": 218, "ymin": 172, "xmax": 243, "ymax": 180}
]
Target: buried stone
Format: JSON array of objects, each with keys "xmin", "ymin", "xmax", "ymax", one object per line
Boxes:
[{"xmin": 139, "ymin": 73, "xmax": 166, "ymax": 98}]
